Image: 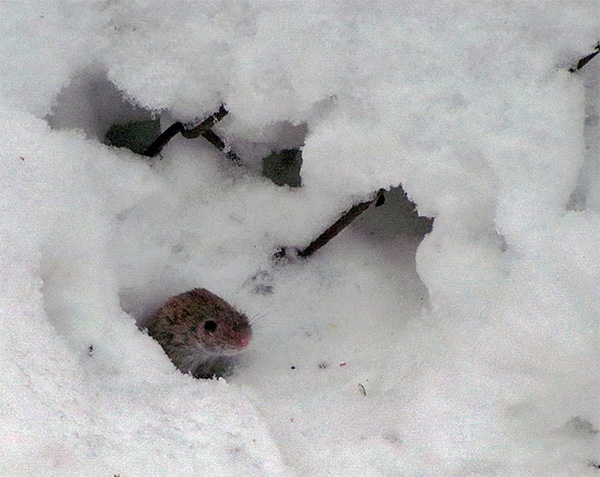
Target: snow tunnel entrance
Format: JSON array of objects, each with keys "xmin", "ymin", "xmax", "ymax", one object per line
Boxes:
[
  {"xmin": 348, "ymin": 186, "xmax": 433, "ymax": 239},
  {"xmin": 45, "ymin": 69, "xmax": 159, "ymax": 152}
]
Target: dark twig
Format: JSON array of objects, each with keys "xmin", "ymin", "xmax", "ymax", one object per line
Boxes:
[
  {"xmin": 297, "ymin": 190, "xmax": 384, "ymax": 258},
  {"xmin": 200, "ymin": 129, "xmax": 243, "ymax": 165},
  {"xmin": 569, "ymin": 43, "xmax": 600, "ymax": 73},
  {"xmin": 142, "ymin": 105, "xmax": 240, "ymax": 163},
  {"xmin": 181, "ymin": 105, "xmax": 228, "ymax": 138},
  {"xmin": 143, "ymin": 122, "xmax": 184, "ymax": 156}
]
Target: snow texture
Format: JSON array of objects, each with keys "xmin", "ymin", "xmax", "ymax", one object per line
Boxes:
[{"xmin": 0, "ymin": 0, "xmax": 598, "ymax": 475}]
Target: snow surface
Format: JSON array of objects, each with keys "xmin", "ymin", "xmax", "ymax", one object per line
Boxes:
[{"xmin": 0, "ymin": 1, "xmax": 598, "ymax": 475}]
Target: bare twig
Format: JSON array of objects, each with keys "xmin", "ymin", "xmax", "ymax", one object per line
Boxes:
[
  {"xmin": 181, "ymin": 105, "xmax": 229, "ymax": 138},
  {"xmin": 296, "ymin": 190, "xmax": 384, "ymax": 258},
  {"xmin": 569, "ymin": 43, "xmax": 600, "ymax": 73},
  {"xmin": 143, "ymin": 105, "xmax": 240, "ymax": 163},
  {"xmin": 200, "ymin": 129, "xmax": 243, "ymax": 165},
  {"xmin": 143, "ymin": 122, "xmax": 184, "ymax": 156}
]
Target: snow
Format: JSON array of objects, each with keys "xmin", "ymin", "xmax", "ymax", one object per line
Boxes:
[{"xmin": 0, "ymin": 0, "xmax": 598, "ymax": 475}]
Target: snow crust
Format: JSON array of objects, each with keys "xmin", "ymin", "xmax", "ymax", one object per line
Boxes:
[{"xmin": 0, "ymin": 0, "xmax": 598, "ymax": 475}]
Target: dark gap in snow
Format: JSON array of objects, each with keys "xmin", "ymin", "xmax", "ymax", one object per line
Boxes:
[
  {"xmin": 352, "ymin": 186, "xmax": 434, "ymax": 238},
  {"xmin": 105, "ymin": 118, "xmax": 162, "ymax": 155},
  {"xmin": 262, "ymin": 148, "xmax": 303, "ymax": 187},
  {"xmin": 46, "ymin": 68, "xmax": 158, "ymax": 147},
  {"xmin": 46, "ymin": 69, "xmax": 310, "ymax": 182},
  {"xmin": 216, "ymin": 120, "xmax": 309, "ymax": 180}
]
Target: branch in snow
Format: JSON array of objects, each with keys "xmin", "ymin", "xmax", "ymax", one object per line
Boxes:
[
  {"xmin": 568, "ymin": 42, "xmax": 600, "ymax": 72},
  {"xmin": 143, "ymin": 121, "xmax": 184, "ymax": 157},
  {"xmin": 143, "ymin": 105, "xmax": 240, "ymax": 163},
  {"xmin": 199, "ymin": 129, "xmax": 243, "ymax": 165},
  {"xmin": 286, "ymin": 190, "xmax": 385, "ymax": 259},
  {"xmin": 180, "ymin": 105, "xmax": 229, "ymax": 138}
]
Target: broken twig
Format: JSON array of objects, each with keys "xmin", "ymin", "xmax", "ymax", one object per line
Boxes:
[
  {"xmin": 143, "ymin": 122, "xmax": 184, "ymax": 157},
  {"xmin": 200, "ymin": 129, "xmax": 243, "ymax": 165},
  {"xmin": 569, "ymin": 43, "xmax": 600, "ymax": 73},
  {"xmin": 297, "ymin": 190, "xmax": 384, "ymax": 258},
  {"xmin": 180, "ymin": 105, "xmax": 229, "ymax": 138},
  {"xmin": 143, "ymin": 105, "xmax": 240, "ymax": 163}
]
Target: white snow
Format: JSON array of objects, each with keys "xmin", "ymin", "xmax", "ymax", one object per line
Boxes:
[{"xmin": 0, "ymin": 1, "xmax": 598, "ymax": 475}]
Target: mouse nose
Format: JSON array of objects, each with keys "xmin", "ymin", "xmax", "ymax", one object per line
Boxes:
[{"xmin": 238, "ymin": 335, "xmax": 251, "ymax": 348}]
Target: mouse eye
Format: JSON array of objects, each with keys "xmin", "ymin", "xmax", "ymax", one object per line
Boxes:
[{"xmin": 204, "ymin": 320, "xmax": 217, "ymax": 333}]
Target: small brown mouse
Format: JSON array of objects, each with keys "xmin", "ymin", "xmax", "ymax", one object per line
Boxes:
[{"xmin": 145, "ymin": 288, "xmax": 252, "ymax": 379}]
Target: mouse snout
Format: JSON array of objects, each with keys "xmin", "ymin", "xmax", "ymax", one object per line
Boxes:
[{"xmin": 238, "ymin": 334, "xmax": 251, "ymax": 348}]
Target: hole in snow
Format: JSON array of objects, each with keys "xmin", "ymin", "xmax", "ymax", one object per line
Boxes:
[
  {"xmin": 45, "ymin": 68, "xmax": 158, "ymax": 148},
  {"xmin": 352, "ymin": 185, "xmax": 434, "ymax": 239},
  {"xmin": 216, "ymin": 119, "xmax": 308, "ymax": 180}
]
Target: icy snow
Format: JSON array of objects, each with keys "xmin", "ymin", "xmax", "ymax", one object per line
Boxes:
[{"xmin": 0, "ymin": 0, "xmax": 598, "ymax": 475}]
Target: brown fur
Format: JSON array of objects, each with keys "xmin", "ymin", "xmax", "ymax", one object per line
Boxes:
[{"xmin": 146, "ymin": 288, "xmax": 252, "ymax": 379}]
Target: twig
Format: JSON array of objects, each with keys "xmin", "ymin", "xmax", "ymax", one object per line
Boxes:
[
  {"xmin": 297, "ymin": 190, "xmax": 384, "ymax": 258},
  {"xmin": 143, "ymin": 105, "xmax": 240, "ymax": 163},
  {"xmin": 143, "ymin": 122, "xmax": 184, "ymax": 156},
  {"xmin": 181, "ymin": 105, "xmax": 229, "ymax": 138},
  {"xmin": 200, "ymin": 130, "xmax": 243, "ymax": 165},
  {"xmin": 569, "ymin": 43, "xmax": 600, "ymax": 73}
]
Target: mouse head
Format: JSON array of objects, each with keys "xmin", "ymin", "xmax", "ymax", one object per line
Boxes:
[{"xmin": 166, "ymin": 288, "xmax": 252, "ymax": 356}]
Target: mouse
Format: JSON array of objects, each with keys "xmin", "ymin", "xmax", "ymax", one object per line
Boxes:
[{"xmin": 145, "ymin": 288, "xmax": 252, "ymax": 379}]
